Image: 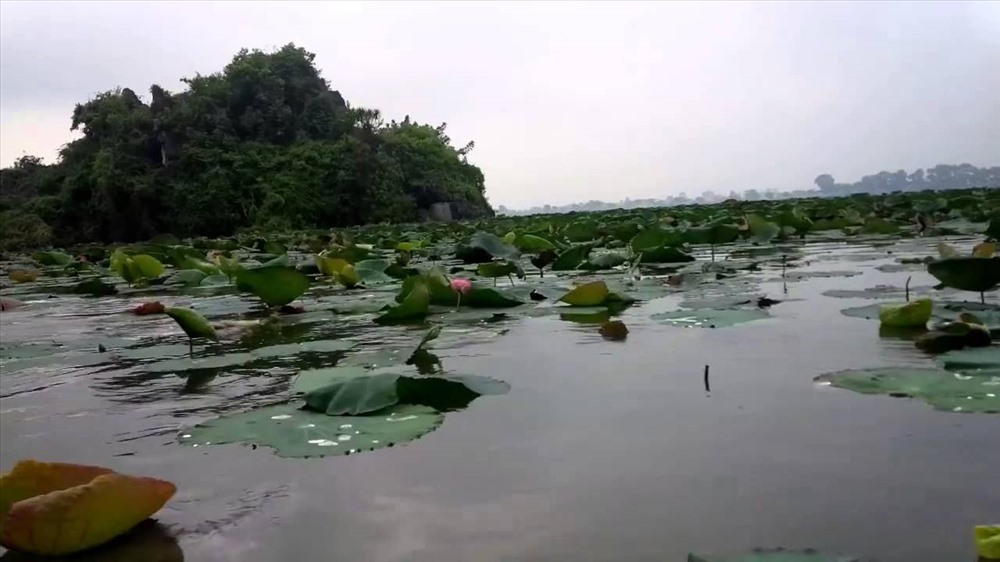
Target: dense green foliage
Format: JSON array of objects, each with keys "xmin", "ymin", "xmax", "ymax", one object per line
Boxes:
[{"xmin": 0, "ymin": 44, "xmax": 492, "ymax": 250}]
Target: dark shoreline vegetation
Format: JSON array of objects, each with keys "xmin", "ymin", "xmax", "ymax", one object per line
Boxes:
[{"xmin": 0, "ymin": 43, "xmax": 493, "ymax": 252}]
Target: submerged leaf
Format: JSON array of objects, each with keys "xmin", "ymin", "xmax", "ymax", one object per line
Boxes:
[
  {"xmin": 599, "ymin": 320, "xmax": 629, "ymax": 341},
  {"xmin": 0, "ymin": 459, "xmax": 175, "ymax": 555}
]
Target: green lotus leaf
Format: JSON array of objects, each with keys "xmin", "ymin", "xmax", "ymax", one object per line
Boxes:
[
  {"xmin": 237, "ymin": 266, "xmax": 310, "ymax": 307},
  {"xmin": 179, "ymin": 402, "xmax": 443, "ymax": 458}
]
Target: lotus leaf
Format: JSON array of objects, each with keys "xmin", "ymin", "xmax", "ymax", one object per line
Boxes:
[
  {"xmin": 559, "ymin": 281, "xmax": 610, "ymax": 306},
  {"xmin": 652, "ymin": 308, "xmax": 770, "ymax": 328},
  {"xmin": 237, "ymin": 266, "xmax": 310, "ymax": 307},
  {"xmin": 469, "ymin": 231, "xmax": 520, "ymax": 259},
  {"xmin": 816, "ymin": 367, "xmax": 1000, "ymax": 413},
  {"xmin": 376, "ymin": 280, "xmax": 430, "ymax": 324},
  {"xmin": 976, "ymin": 525, "xmax": 1000, "ymax": 560},
  {"xmin": 164, "ymin": 307, "xmax": 219, "ymax": 341},
  {"xmin": 927, "ymin": 257, "xmax": 1000, "ymax": 292},
  {"xmin": 32, "ymin": 251, "xmax": 73, "ymax": 266},
  {"xmin": 0, "ymin": 460, "xmax": 175, "ymax": 555},
  {"xmin": 180, "ymin": 403, "xmax": 443, "ymax": 458},
  {"xmin": 879, "ymin": 298, "xmax": 932, "ymax": 329}
]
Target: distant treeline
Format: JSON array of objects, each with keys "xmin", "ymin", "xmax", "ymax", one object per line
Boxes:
[
  {"xmin": 498, "ymin": 163, "xmax": 999, "ymax": 216},
  {"xmin": 0, "ymin": 44, "xmax": 494, "ymax": 251}
]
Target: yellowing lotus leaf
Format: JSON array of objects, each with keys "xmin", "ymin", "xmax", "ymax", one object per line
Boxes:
[
  {"xmin": 878, "ymin": 298, "xmax": 932, "ymax": 329},
  {"xmin": 0, "ymin": 460, "xmax": 175, "ymax": 555},
  {"xmin": 977, "ymin": 525, "xmax": 1000, "ymax": 560},
  {"xmin": 559, "ymin": 281, "xmax": 610, "ymax": 307}
]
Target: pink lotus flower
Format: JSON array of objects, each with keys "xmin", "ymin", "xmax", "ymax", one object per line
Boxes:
[
  {"xmin": 450, "ymin": 278, "xmax": 472, "ymax": 309},
  {"xmin": 450, "ymin": 278, "xmax": 472, "ymax": 295}
]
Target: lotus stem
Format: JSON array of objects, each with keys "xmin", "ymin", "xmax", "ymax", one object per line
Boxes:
[
  {"xmin": 905, "ymin": 276, "xmax": 911, "ymax": 302},
  {"xmin": 456, "ymin": 293, "xmax": 461, "ymax": 310},
  {"xmin": 982, "ymin": 291, "xmax": 986, "ymax": 305},
  {"xmin": 188, "ymin": 338, "xmax": 194, "ymax": 358},
  {"xmin": 703, "ymin": 364, "xmax": 711, "ymax": 392},
  {"xmin": 507, "ymin": 274, "xmax": 515, "ymax": 287}
]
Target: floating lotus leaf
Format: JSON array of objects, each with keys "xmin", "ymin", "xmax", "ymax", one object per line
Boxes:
[
  {"xmin": 816, "ymin": 367, "xmax": 1000, "ymax": 413},
  {"xmin": 0, "ymin": 460, "xmax": 175, "ymax": 555},
  {"xmin": 179, "ymin": 402, "xmax": 444, "ymax": 458},
  {"xmin": 652, "ymin": 308, "xmax": 770, "ymax": 328},
  {"xmin": 291, "ymin": 366, "xmax": 370, "ymax": 395},
  {"xmin": 934, "ymin": 346, "xmax": 1000, "ymax": 373},
  {"xmin": 466, "ymin": 287, "xmax": 523, "ymax": 308}
]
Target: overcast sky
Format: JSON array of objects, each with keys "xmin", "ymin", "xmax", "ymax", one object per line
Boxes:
[{"xmin": 1, "ymin": 1, "xmax": 998, "ymax": 208}]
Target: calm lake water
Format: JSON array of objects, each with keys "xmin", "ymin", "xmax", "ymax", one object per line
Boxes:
[{"xmin": 1, "ymin": 237, "xmax": 997, "ymax": 562}]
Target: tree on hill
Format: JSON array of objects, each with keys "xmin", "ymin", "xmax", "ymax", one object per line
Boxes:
[{"xmin": 0, "ymin": 44, "xmax": 493, "ymax": 249}]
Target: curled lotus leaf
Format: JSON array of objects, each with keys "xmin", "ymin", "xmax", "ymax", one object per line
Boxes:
[{"xmin": 0, "ymin": 459, "xmax": 176, "ymax": 555}]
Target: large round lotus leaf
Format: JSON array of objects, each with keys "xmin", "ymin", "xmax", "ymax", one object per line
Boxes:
[
  {"xmin": 353, "ymin": 259, "xmax": 394, "ymax": 284},
  {"xmin": 305, "ymin": 372, "xmax": 402, "ymax": 415},
  {"xmin": 291, "ymin": 366, "xmax": 370, "ymax": 395},
  {"xmin": 651, "ymin": 308, "xmax": 770, "ymax": 328},
  {"xmin": 551, "ymin": 245, "xmax": 592, "ymax": 271},
  {"xmin": 934, "ymin": 347, "xmax": 1000, "ymax": 373},
  {"xmin": 688, "ymin": 548, "xmax": 868, "ymax": 562},
  {"xmin": 304, "ymin": 373, "xmax": 509, "ymax": 415},
  {"xmin": 468, "ymin": 231, "xmax": 520, "ymax": 260},
  {"xmin": 236, "ymin": 266, "xmax": 310, "ymax": 307},
  {"xmin": 179, "ymin": 403, "xmax": 443, "ymax": 458},
  {"xmin": 816, "ymin": 367, "xmax": 1000, "ymax": 413},
  {"xmin": 928, "ymin": 257, "xmax": 1000, "ymax": 292}
]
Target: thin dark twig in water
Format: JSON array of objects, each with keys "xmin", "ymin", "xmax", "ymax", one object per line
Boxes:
[
  {"xmin": 781, "ymin": 255, "xmax": 787, "ymax": 278},
  {"xmin": 703, "ymin": 364, "xmax": 711, "ymax": 393},
  {"xmin": 905, "ymin": 276, "xmax": 911, "ymax": 302}
]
